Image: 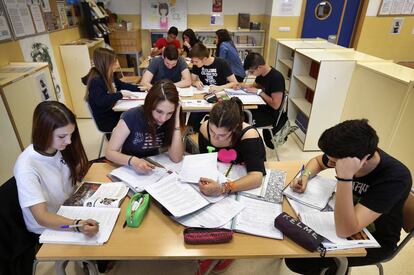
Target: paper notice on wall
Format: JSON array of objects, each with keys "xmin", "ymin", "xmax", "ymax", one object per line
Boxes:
[
  {"xmin": 19, "ymin": 34, "xmax": 66, "ymax": 103},
  {"xmin": 39, "ymin": 0, "xmax": 51, "ymax": 12},
  {"xmin": 210, "ymin": 13, "xmax": 223, "ymax": 26},
  {"xmin": 35, "ymin": 72, "xmax": 51, "ymax": 101},
  {"xmin": 30, "ymin": 4, "xmax": 45, "ymax": 33},
  {"xmin": 5, "ymin": 0, "xmax": 36, "ymax": 37},
  {"xmin": 0, "ymin": 1, "xmax": 12, "ymax": 41},
  {"xmin": 390, "ymin": 18, "xmax": 404, "ymax": 34}
]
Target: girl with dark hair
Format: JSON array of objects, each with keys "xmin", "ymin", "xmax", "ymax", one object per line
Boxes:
[
  {"xmin": 215, "ymin": 29, "xmax": 246, "ymax": 82},
  {"xmin": 182, "ymin": 28, "xmax": 200, "ymax": 56},
  {"xmin": 106, "ymin": 80, "xmax": 183, "ymax": 173},
  {"xmin": 197, "ymin": 97, "xmax": 266, "ymax": 196},
  {"xmin": 14, "ymin": 101, "xmax": 99, "ymax": 236},
  {"xmin": 83, "ymin": 47, "xmax": 140, "ymax": 133}
]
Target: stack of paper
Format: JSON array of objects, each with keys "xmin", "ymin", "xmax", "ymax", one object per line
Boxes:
[
  {"xmin": 300, "ymin": 211, "xmax": 380, "ymax": 250},
  {"xmin": 110, "ymin": 166, "xmax": 168, "ymax": 193},
  {"xmin": 179, "ymin": 153, "xmax": 219, "ymax": 183},
  {"xmin": 283, "ymin": 175, "xmax": 336, "ymax": 210}
]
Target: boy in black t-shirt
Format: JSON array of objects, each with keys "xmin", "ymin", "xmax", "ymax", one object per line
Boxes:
[
  {"xmin": 188, "ymin": 43, "xmax": 238, "ymax": 131},
  {"xmin": 286, "ymin": 119, "xmax": 412, "ymax": 275},
  {"xmin": 241, "ymin": 52, "xmax": 285, "ymax": 149}
]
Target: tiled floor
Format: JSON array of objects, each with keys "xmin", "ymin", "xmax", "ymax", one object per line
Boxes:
[{"xmin": 34, "ymin": 119, "xmax": 414, "ymax": 275}]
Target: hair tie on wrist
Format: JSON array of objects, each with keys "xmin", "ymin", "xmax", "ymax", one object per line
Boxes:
[
  {"xmin": 335, "ymin": 176, "xmax": 353, "ymax": 182},
  {"xmin": 128, "ymin": 156, "xmax": 134, "ymax": 166}
]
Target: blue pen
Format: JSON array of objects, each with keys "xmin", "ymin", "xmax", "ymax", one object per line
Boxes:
[
  {"xmin": 300, "ymin": 164, "xmax": 305, "ymax": 177},
  {"xmin": 60, "ymin": 224, "xmax": 82, "ymax": 229}
]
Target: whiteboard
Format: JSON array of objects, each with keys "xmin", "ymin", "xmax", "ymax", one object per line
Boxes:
[{"xmin": 141, "ymin": 0, "xmax": 187, "ymax": 30}]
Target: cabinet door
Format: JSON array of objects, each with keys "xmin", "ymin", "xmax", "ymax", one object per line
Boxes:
[
  {"xmin": 0, "ymin": 96, "xmax": 21, "ymax": 184},
  {"xmin": 2, "ymin": 70, "xmax": 53, "ymax": 148}
]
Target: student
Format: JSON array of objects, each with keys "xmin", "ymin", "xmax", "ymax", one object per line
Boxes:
[
  {"xmin": 151, "ymin": 26, "xmax": 181, "ymax": 57},
  {"xmin": 189, "ymin": 43, "xmax": 238, "ymax": 132},
  {"xmin": 14, "ymin": 101, "xmax": 99, "ymax": 236},
  {"xmin": 215, "ymin": 29, "xmax": 246, "ymax": 82},
  {"xmin": 140, "ymin": 44, "xmax": 191, "ymax": 90},
  {"xmin": 182, "ymin": 28, "xmax": 200, "ymax": 57},
  {"xmin": 190, "ymin": 42, "xmax": 238, "ymax": 92},
  {"xmin": 196, "ymin": 98, "xmax": 266, "ymax": 275},
  {"xmin": 241, "ymin": 52, "xmax": 285, "ymax": 149},
  {"xmin": 83, "ymin": 47, "xmax": 140, "ymax": 133},
  {"xmin": 105, "ymin": 80, "xmax": 183, "ymax": 173},
  {"xmin": 285, "ymin": 119, "xmax": 412, "ymax": 274},
  {"xmin": 198, "ymin": 98, "xmax": 266, "ymax": 196}
]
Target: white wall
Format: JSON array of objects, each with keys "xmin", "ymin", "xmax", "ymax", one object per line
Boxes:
[
  {"xmin": 107, "ymin": 0, "xmax": 268, "ymax": 15},
  {"xmin": 366, "ymin": 0, "xmax": 381, "ymax": 16},
  {"xmin": 271, "ymin": 0, "xmax": 302, "ymax": 16}
]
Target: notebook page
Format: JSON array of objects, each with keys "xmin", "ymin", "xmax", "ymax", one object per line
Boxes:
[
  {"xmin": 233, "ymin": 195, "xmax": 283, "ymax": 239},
  {"xmin": 39, "ymin": 206, "xmax": 120, "ymax": 245},
  {"xmin": 286, "ymin": 197, "xmax": 320, "ymax": 217},
  {"xmin": 175, "ymin": 197, "xmax": 245, "ymax": 228},
  {"xmin": 148, "ymin": 153, "xmax": 183, "ymax": 173},
  {"xmin": 145, "ymin": 173, "xmax": 209, "ymax": 217},
  {"xmin": 176, "ymin": 87, "xmax": 194, "ymax": 97},
  {"xmin": 110, "ymin": 166, "xmax": 168, "ymax": 192},
  {"xmin": 179, "ymin": 153, "xmax": 218, "ymax": 183},
  {"xmin": 283, "ymin": 175, "xmax": 336, "ymax": 210}
]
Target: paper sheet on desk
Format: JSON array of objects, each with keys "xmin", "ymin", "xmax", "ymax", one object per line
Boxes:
[
  {"xmin": 225, "ymin": 89, "xmax": 266, "ymax": 105},
  {"xmin": 181, "ymin": 99, "xmax": 212, "ymax": 108},
  {"xmin": 120, "ymin": 91, "xmax": 147, "ymax": 100},
  {"xmin": 148, "ymin": 153, "xmax": 183, "ymax": 173},
  {"xmin": 113, "ymin": 100, "xmax": 144, "ymax": 111},
  {"xmin": 175, "ymin": 197, "xmax": 245, "ymax": 228},
  {"xmin": 39, "ymin": 207, "xmax": 120, "ymax": 245},
  {"xmin": 110, "ymin": 166, "xmax": 168, "ymax": 193},
  {"xmin": 179, "ymin": 153, "xmax": 218, "ymax": 183},
  {"xmin": 145, "ymin": 173, "xmax": 210, "ymax": 217}
]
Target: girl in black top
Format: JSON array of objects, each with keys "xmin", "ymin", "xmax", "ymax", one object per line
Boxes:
[
  {"xmin": 83, "ymin": 48, "xmax": 140, "ymax": 133},
  {"xmin": 182, "ymin": 29, "xmax": 200, "ymax": 57},
  {"xmin": 198, "ymin": 98, "xmax": 266, "ymax": 197}
]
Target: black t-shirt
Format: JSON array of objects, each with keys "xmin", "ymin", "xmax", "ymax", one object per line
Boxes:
[
  {"xmin": 322, "ymin": 150, "xmax": 412, "ymax": 249},
  {"xmin": 120, "ymin": 107, "xmax": 166, "ymax": 158},
  {"xmin": 198, "ymin": 121, "xmax": 266, "ymax": 174},
  {"xmin": 254, "ymin": 67, "xmax": 285, "ymax": 121},
  {"xmin": 191, "ymin": 57, "xmax": 233, "ymax": 86}
]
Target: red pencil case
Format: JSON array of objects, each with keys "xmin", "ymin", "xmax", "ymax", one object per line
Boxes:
[{"xmin": 183, "ymin": 227, "xmax": 233, "ymax": 244}]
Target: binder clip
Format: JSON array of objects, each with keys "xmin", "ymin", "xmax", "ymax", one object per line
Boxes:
[{"xmin": 125, "ymin": 193, "xmax": 150, "ymax": 228}]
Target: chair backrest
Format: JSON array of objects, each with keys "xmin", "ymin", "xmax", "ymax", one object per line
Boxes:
[
  {"xmin": 403, "ymin": 191, "xmax": 414, "ymax": 233},
  {"xmin": 274, "ymin": 93, "xmax": 289, "ymax": 128},
  {"xmin": 85, "ymin": 101, "xmax": 111, "ymax": 134}
]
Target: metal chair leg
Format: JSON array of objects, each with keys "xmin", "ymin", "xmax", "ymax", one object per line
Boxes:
[
  {"xmin": 98, "ymin": 134, "xmax": 105, "ymax": 158},
  {"xmin": 82, "ymin": 260, "xmax": 99, "ymax": 275},
  {"xmin": 32, "ymin": 259, "xmax": 38, "ymax": 275},
  {"xmin": 376, "ymin": 263, "xmax": 384, "ymax": 275},
  {"xmin": 55, "ymin": 260, "xmax": 69, "ymax": 275},
  {"xmin": 333, "ymin": 257, "xmax": 348, "ymax": 275}
]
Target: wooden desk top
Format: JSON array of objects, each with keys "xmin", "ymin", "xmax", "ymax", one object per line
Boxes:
[
  {"xmin": 120, "ymin": 76, "xmax": 142, "ymax": 84},
  {"xmin": 36, "ymin": 161, "xmax": 366, "ymax": 261}
]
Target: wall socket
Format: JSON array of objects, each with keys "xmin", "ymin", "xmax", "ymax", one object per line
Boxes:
[{"xmin": 278, "ymin": 26, "xmax": 290, "ymax": 32}]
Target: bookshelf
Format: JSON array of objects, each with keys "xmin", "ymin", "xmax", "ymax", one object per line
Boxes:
[
  {"xmin": 274, "ymin": 38, "xmax": 345, "ymax": 92},
  {"xmin": 60, "ymin": 38, "xmax": 105, "ymax": 118},
  {"xmin": 341, "ymin": 61, "xmax": 414, "ymax": 175},
  {"xmin": 0, "ymin": 62, "xmax": 56, "ymax": 150},
  {"xmin": 287, "ymin": 49, "xmax": 384, "ymax": 151}
]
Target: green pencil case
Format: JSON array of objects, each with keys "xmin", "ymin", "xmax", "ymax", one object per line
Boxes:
[{"xmin": 126, "ymin": 193, "xmax": 150, "ymax": 228}]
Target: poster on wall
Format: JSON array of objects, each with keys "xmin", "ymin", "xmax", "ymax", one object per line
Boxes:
[
  {"xmin": 141, "ymin": 0, "xmax": 187, "ymax": 30},
  {"xmin": 390, "ymin": 17, "xmax": 403, "ymax": 34},
  {"xmin": 35, "ymin": 72, "xmax": 51, "ymax": 101},
  {"xmin": 212, "ymin": 0, "xmax": 222, "ymax": 12},
  {"xmin": 210, "ymin": 13, "xmax": 223, "ymax": 26},
  {"xmin": 19, "ymin": 34, "xmax": 66, "ymax": 103},
  {"xmin": 0, "ymin": 0, "xmax": 13, "ymax": 41},
  {"xmin": 29, "ymin": 4, "xmax": 46, "ymax": 33},
  {"xmin": 4, "ymin": 0, "xmax": 36, "ymax": 37}
]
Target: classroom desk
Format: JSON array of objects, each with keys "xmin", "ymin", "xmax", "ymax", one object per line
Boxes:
[
  {"xmin": 112, "ymin": 93, "xmax": 259, "ymax": 113},
  {"xmin": 36, "ymin": 161, "xmax": 365, "ymax": 275},
  {"xmin": 120, "ymin": 76, "xmax": 141, "ymax": 84}
]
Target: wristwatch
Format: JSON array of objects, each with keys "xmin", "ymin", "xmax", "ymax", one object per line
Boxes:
[{"xmin": 256, "ymin": 89, "xmax": 263, "ymax": 96}]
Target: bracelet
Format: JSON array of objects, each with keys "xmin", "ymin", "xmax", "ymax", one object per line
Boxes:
[
  {"xmin": 302, "ymin": 169, "xmax": 312, "ymax": 178},
  {"xmin": 256, "ymin": 89, "xmax": 262, "ymax": 96},
  {"xmin": 128, "ymin": 156, "xmax": 134, "ymax": 166},
  {"xmin": 174, "ymin": 127, "xmax": 180, "ymax": 131},
  {"xmin": 335, "ymin": 176, "xmax": 354, "ymax": 182},
  {"xmin": 222, "ymin": 181, "xmax": 234, "ymax": 195},
  {"xmin": 75, "ymin": 219, "xmax": 81, "ymax": 233}
]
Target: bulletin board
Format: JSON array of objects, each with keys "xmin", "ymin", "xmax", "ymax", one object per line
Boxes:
[
  {"xmin": 378, "ymin": 0, "xmax": 414, "ymax": 16},
  {"xmin": 0, "ymin": 0, "xmax": 13, "ymax": 42},
  {"xmin": 141, "ymin": 0, "xmax": 187, "ymax": 30}
]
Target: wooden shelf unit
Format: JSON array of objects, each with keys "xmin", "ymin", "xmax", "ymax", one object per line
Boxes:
[
  {"xmin": 274, "ymin": 38, "xmax": 345, "ymax": 93},
  {"xmin": 288, "ymin": 48, "xmax": 384, "ymax": 151},
  {"xmin": 341, "ymin": 61, "xmax": 414, "ymax": 175},
  {"xmin": 60, "ymin": 38, "xmax": 105, "ymax": 118}
]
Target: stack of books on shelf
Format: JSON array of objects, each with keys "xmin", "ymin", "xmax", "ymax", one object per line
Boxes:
[{"xmin": 295, "ymin": 112, "xmax": 309, "ymax": 134}]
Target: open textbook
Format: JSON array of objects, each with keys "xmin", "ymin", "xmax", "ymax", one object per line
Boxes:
[
  {"xmin": 63, "ymin": 182, "xmax": 128, "ymax": 208},
  {"xmin": 39, "ymin": 206, "xmax": 120, "ymax": 245},
  {"xmin": 300, "ymin": 211, "xmax": 380, "ymax": 250},
  {"xmin": 283, "ymin": 175, "xmax": 336, "ymax": 210},
  {"xmin": 224, "ymin": 89, "xmax": 266, "ymax": 105}
]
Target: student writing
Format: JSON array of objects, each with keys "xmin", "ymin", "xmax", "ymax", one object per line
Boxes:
[
  {"xmin": 140, "ymin": 44, "xmax": 191, "ymax": 90},
  {"xmin": 83, "ymin": 48, "xmax": 140, "ymax": 134},
  {"xmin": 197, "ymin": 98, "xmax": 266, "ymax": 196},
  {"xmin": 105, "ymin": 80, "xmax": 183, "ymax": 173},
  {"xmin": 14, "ymin": 101, "xmax": 99, "ymax": 236},
  {"xmin": 285, "ymin": 119, "xmax": 412, "ymax": 274}
]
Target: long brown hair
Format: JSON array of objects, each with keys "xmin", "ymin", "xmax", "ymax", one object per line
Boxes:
[
  {"xmin": 143, "ymin": 80, "xmax": 180, "ymax": 146},
  {"xmin": 83, "ymin": 47, "xmax": 117, "ymax": 101},
  {"xmin": 209, "ymin": 97, "xmax": 244, "ymax": 145},
  {"xmin": 32, "ymin": 101, "xmax": 88, "ymax": 185}
]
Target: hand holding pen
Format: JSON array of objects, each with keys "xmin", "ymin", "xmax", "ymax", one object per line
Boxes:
[
  {"xmin": 61, "ymin": 219, "xmax": 99, "ymax": 237},
  {"xmin": 198, "ymin": 177, "xmax": 222, "ymax": 197},
  {"xmin": 291, "ymin": 164, "xmax": 309, "ymax": 193}
]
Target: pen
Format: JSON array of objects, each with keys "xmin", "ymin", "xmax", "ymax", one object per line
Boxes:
[
  {"xmin": 60, "ymin": 224, "xmax": 82, "ymax": 229},
  {"xmin": 300, "ymin": 164, "xmax": 305, "ymax": 177},
  {"xmin": 225, "ymin": 163, "xmax": 234, "ymax": 177}
]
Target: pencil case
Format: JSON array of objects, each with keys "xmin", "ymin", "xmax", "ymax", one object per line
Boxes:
[
  {"xmin": 274, "ymin": 212, "xmax": 326, "ymax": 257},
  {"xmin": 183, "ymin": 227, "xmax": 233, "ymax": 244},
  {"xmin": 126, "ymin": 193, "xmax": 150, "ymax": 228}
]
